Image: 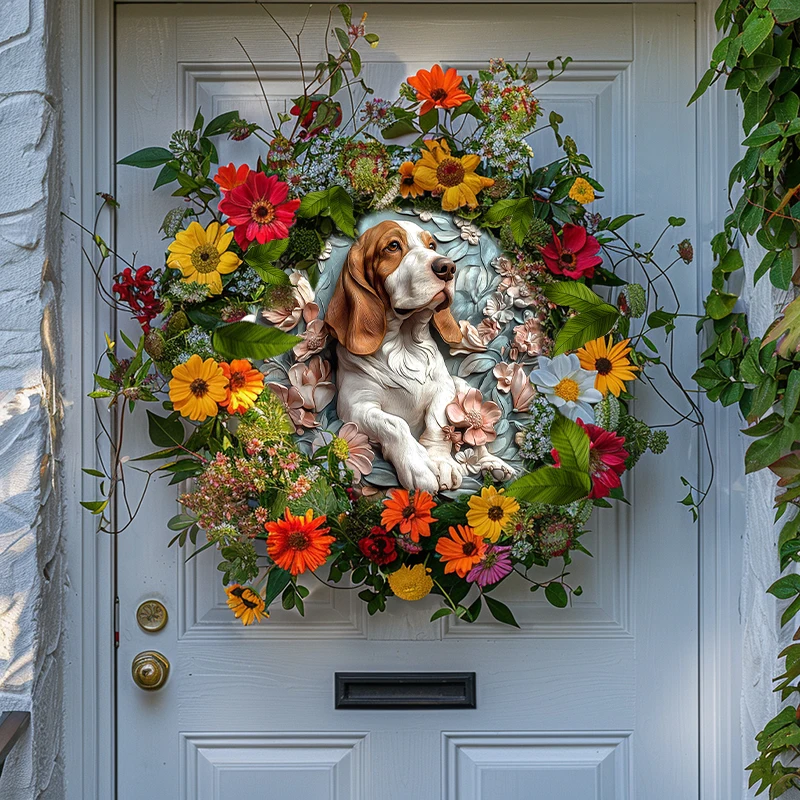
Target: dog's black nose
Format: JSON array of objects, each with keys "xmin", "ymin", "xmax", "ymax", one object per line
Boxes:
[{"xmin": 431, "ymin": 256, "xmax": 456, "ymax": 282}]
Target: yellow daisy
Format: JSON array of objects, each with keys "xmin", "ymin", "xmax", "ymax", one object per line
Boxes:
[
  {"xmin": 466, "ymin": 486, "xmax": 520, "ymax": 542},
  {"xmin": 169, "ymin": 354, "xmax": 229, "ymax": 421},
  {"xmin": 387, "ymin": 564, "xmax": 433, "ymax": 601},
  {"xmin": 568, "ymin": 177, "xmax": 595, "ymax": 204},
  {"xmin": 166, "ymin": 221, "xmax": 241, "ymax": 295},
  {"xmin": 413, "ymin": 139, "xmax": 494, "ymax": 211},
  {"xmin": 225, "ymin": 584, "xmax": 267, "ymax": 625},
  {"xmin": 576, "ymin": 336, "xmax": 639, "ymax": 397}
]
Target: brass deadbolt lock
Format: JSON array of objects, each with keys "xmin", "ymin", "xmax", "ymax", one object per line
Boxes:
[
  {"xmin": 131, "ymin": 650, "xmax": 170, "ymax": 691},
  {"xmin": 136, "ymin": 599, "xmax": 168, "ymax": 632}
]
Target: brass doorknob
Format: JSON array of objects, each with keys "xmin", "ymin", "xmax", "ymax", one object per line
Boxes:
[{"xmin": 131, "ymin": 650, "xmax": 170, "ymax": 690}]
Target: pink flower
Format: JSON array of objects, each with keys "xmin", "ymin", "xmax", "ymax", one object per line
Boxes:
[
  {"xmin": 539, "ymin": 223, "xmax": 602, "ymax": 280},
  {"xmin": 288, "ymin": 356, "xmax": 335, "ymax": 413},
  {"xmin": 262, "ymin": 272, "xmax": 315, "ymax": 331},
  {"xmin": 450, "ymin": 320, "xmax": 489, "ymax": 356},
  {"xmin": 445, "ymin": 388, "xmax": 502, "ymax": 447},
  {"xmin": 510, "ymin": 364, "xmax": 536, "ymax": 412},
  {"xmin": 476, "ymin": 318, "xmax": 502, "ymax": 344},
  {"xmin": 331, "ymin": 422, "xmax": 375, "ymax": 482},
  {"xmin": 264, "ymin": 383, "xmax": 317, "ymax": 432},
  {"xmin": 512, "ymin": 318, "xmax": 545, "ymax": 357},
  {"xmin": 218, "ymin": 171, "xmax": 301, "ymax": 250},
  {"xmin": 576, "ymin": 420, "xmax": 629, "ymax": 499},
  {"xmin": 502, "ymin": 274, "xmax": 535, "ymax": 309},
  {"xmin": 293, "ymin": 304, "xmax": 329, "ymax": 361},
  {"xmin": 493, "ymin": 362, "xmax": 515, "ymax": 392},
  {"xmin": 442, "ymin": 425, "xmax": 463, "ymax": 451},
  {"xmin": 466, "ymin": 545, "xmax": 513, "ymax": 587}
]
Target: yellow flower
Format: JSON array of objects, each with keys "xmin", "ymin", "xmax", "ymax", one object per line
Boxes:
[
  {"xmin": 226, "ymin": 584, "xmax": 267, "ymax": 625},
  {"xmin": 167, "ymin": 221, "xmax": 241, "ymax": 295},
  {"xmin": 387, "ymin": 564, "xmax": 433, "ymax": 601},
  {"xmin": 568, "ymin": 177, "xmax": 595, "ymax": 205},
  {"xmin": 413, "ymin": 139, "xmax": 494, "ymax": 211},
  {"xmin": 466, "ymin": 486, "xmax": 520, "ymax": 542},
  {"xmin": 398, "ymin": 161, "xmax": 425, "ymax": 199},
  {"xmin": 576, "ymin": 336, "xmax": 639, "ymax": 397},
  {"xmin": 169, "ymin": 354, "xmax": 229, "ymax": 421}
]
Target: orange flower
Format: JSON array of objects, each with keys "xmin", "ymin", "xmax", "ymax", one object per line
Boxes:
[
  {"xmin": 213, "ymin": 162, "xmax": 250, "ymax": 193},
  {"xmin": 408, "ymin": 65, "xmax": 471, "ymax": 116},
  {"xmin": 435, "ymin": 525, "xmax": 487, "ymax": 578},
  {"xmin": 398, "ymin": 161, "xmax": 425, "ymax": 199},
  {"xmin": 265, "ymin": 508, "xmax": 334, "ymax": 576},
  {"xmin": 380, "ymin": 489, "xmax": 436, "ymax": 542},
  {"xmin": 220, "ymin": 358, "xmax": 264, "ymax": 414}
]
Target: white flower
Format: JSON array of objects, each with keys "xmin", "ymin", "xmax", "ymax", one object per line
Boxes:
[
  {"xmin": 456, "ymin": 221, "xmax": 481, "ymax": 245},
  {"xmin": 483, "ymin": 291, "xmax": 514, "ymax": 324},
  {"xmin": 491, "ymin": 254, "xmax": 518, "ymax": 279},
  {"xmin": 454, "ymin": 447, "xmax": 482, "ymax": 475},
  {"xmin": 414, "ymin": 207, "xmax": 434, "ymax": 221},
  {"xmin": 317, "ymin": 240, "xmax": 333, "ymax": 271},
  {"xmin": 503, "ymin": 274, "xmax": 535, "ymax": 308},
  {"xmin": 529, "ymin": 353, "xmax": 602, "ymax": 423}
]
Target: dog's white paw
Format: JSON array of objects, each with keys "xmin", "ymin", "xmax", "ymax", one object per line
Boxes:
[
  {"xmin": 429, "ymin": 454, "xmax": 464, "ymax": 491},
  {"xmin": 478, "ymin": 455, "xmax": 516, "ymax": 482},
  {"xmin": 385, "ymin": 440, "xmax": 441, "ymax": 493}
]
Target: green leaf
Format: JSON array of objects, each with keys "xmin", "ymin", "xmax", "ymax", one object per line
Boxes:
[
  {"xmin": 648, "ymin": 310, "xmax": 678, "ymax": 329},
  {"xmin": 771, "ymin": 248, "xmax": 794, "ymax": 290},
  {"xmin": 483, "ymin": 595, "xmax": 520, "ymax": 627},
  {"xmin": 742, "ymin": 10, "xmax": 775, "ymax": 56},
  {"xmin": 510, "ymin": 198, "xmax": 535, "ymax": 247},
  {"xmin": 550, "ymin": 415, "xmax": 590, "ymax": 473},
  {"xmin": 80, "ymin": 499, "xmax": 109, "ymax": 515},
  {"xmin": 763, "ymin": 295, "xmax": 800, "ymax": 357},
  {"xmin": 250, "ymin": 264, "xmax": 291, "ymax": 285},
  {"xmin": 742, "ymin": 120, "xmax": 783, "ymax": 147},
  {"xmin": 507, "ymin": 464, "xmax": 592, "ymax": 505},
  {"xmin": 544, "ymin": 583, "xmax": 569, "ymax": 608},
  {"xmin": 297, "ymin": 190, "xmax": 330, "ymax": 218},
  {"xmin": 146, "ymin": 410, "xmax": 185, "ymax": 449},
  {"xmin": 82, "ymin": 468, "xmax": 106, "ymax": 478},
  {"xmin": 484, "ymin": 198, "xmax": 523, "ymax": 225},
  {"xmin": 264, "ymin": 567, "xmax": 292, "ymax": 607},
  {"xmin": 212, "ymin": 322, "xmax": 301, "ymax": 360},
  {"xmin": 771, "ymin": 0, "xmax": 800, "ymax": 23},
  {"xmin": 706, "ymin": 289, "xmax": 739, "ymax": 320},
  {"xmin": 688, "ymin": 67, "xmax": 717, "ymax": 105},
  {"xmin": 605, "ymin": 214, "xmax": 638, "ymax": 231},
  {"xmin": 203, "ymin": 110, "xmax": 241, "ymax": 137},
  {"xmin": 553, "ymin": 306, "xmax": 620, "ymax": 355},
  {"xmin": 430, "ymin": 607, "xmax": 454, "ymax": 622},
  {"xmin": 327, "ymin": 185, "xmax": 356, "ymax": 238},
  {"xmin": 769, "ymin": 573, "xmax": 800, "ymax": 599},
  {"xmin": 541, "ymin": 281, "xmax": 605, "ymax": 312},
  {"xmin": 337, "ymin": 3, "xmax": 352, "ymax": 25},
  {"xmin": 153, "ymin": 163, "xmax": 179, "ymax": 189},
  {"xmin": 245, "ymin": 238, "xmax": 290, "ymax": 269},
  {"xmin": 118, "ymin": 147, "xmax": 174, "ymax": 169},
  {"xmin": 419, "ymin": 108, "xmax": 438, "ymax": 134},
  {"xmin": 382, "ymin": 117, "xmax": 419, "ymax": 139}
]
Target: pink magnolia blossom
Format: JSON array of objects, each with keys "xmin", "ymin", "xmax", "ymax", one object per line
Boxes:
[
  {"xmin": 262, "ymin": 272, "xmax": 315, "ymax": 331},
  {"xmin": 266, "ymin": 383, "xmax": 318, "ymax": 432},
  {"xmin": 293, "ymin": 304, "xmax": 328, "ymax": 361},
  {"xmin": 288, "ymin": 356, "xmax": 335, "ymax": 413},
  {"xmin": 450, "ymin": 320, "xmax": 489, "ymax": 356},
  {"xmin": 445, "ymin": 387, "xmax": 502, "ymax": 447},
  {"xmin": 510, "ymin": 364, "xmax": 536, "ymax": 412}
]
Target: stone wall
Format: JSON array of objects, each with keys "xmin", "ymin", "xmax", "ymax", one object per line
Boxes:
[{"xmin": 0, "ymin": 0, "xmax": 64, "ymax": 797}]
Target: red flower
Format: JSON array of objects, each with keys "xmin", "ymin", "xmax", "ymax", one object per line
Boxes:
[
  {"xmin": 357, "ymin": 526, "xmax": 398, "ymax": 566},
  {"xmin": 112, "ymin": 265, "xmax": 163, "ymax": 333},
  {"xmin": 290, "ymin": 96, "xmax": 343, "ymax": 140},
  {"xmin": 213, "ymin": 163, "xmax": 250, "ymax": 194},
  {"xmin": 218, "ymin": 172, "xmax": 301, "ymax": 250},
  {"xmin": 539, "ymin": 224, "xmax": 602, "ymax": 280},
  {"xmin": 577, "ymin": 420, "xmax": 629, "ymax": 499}
]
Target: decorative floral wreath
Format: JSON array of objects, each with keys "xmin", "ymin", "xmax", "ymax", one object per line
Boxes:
[{"xmin": 80, "ymin": 5, "xmax": 700, "ymax": 627}]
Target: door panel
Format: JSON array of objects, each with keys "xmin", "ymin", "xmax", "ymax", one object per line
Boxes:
[{"xmin": 115, "ymin": 5, "xmax": 698, "ymax": 798}]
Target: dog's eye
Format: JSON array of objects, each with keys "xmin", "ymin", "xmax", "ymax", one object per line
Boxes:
[
  {"xmin": 385, "ymin": 240, "xmax": 401, "ymax": 252},
  {"xmin": 428, "ymin": 241, "xmax": 437, "ymax": 250}
]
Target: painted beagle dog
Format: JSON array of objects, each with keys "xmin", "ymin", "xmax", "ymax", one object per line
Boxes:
[{"xmin": 326, "ymin": 219, "xmax": 514, "ymax": 493}]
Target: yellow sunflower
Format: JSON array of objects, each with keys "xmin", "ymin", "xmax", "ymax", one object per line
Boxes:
[
  {"xmin": 387, "ymin": 564, "xmax": 433, "ymax": 601},
  {"xmin": 466, "ymin": 486, "xmax": 520, "ymax": 542},
  {"xmin": 169, "ymin": 354, "xmax": 229, "ymax": 421},
  {"xmin": 413, "ymin": 139, "xmax": 494, "ymax": 211},
  {"xmin": 576, "ymin": 336, "xmax": 640, "ymax": 397},
  {"xmin": 569, "ymin": 177, "xmax": 595, "ymax": 204},
  {"xmin": 225, "ymin": 584, "xmax": 267, "ymax": 625},
  {"xmin": 166, "ymin": 221, "xmax": 241, "ymax": 295}
]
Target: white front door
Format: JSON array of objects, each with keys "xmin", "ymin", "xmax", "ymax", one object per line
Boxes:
[{"xmin": 114, "ymin": 4, "xmax": 699, "ymax": 798}]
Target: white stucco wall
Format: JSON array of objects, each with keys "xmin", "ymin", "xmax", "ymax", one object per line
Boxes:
[{"xmin": 0, "ymin": 0, "xmax": 64, "ymax": 797}]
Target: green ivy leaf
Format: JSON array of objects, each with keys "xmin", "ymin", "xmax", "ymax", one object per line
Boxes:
[{"xmin": 212, "ymin": 322, "xmax": 301, "ymax": 360}]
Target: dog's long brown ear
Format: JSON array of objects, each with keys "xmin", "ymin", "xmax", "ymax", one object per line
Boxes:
[
  {"xmin": 325, "ymin": 239, "xmax": 387, "ymax": 355},
  {"xmin": 433, "ymin": 307, "xmax": 463, "ymax": 345}
]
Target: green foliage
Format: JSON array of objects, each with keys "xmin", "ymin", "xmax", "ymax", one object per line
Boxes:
[
  {"xmin": 693, "ymin": 1, "xmax": 800, "ymax": 792},
  {"xmin": 211, "ymin": 321, "xmax": 301, "ymax": 360}
]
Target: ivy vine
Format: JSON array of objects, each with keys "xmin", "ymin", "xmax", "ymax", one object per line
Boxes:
[{"xmin": 692, "ymin": 0, "xmax": 800, "ymax": 793}]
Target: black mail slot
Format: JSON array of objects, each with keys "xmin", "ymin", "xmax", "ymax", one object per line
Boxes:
[{"xmin": 334, "ymin": 672, "xmax": 476, "ymax": 709}]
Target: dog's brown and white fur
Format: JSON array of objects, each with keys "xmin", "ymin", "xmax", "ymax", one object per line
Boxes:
[{"xmin": 326, "ymin": 219, "xmax": 514, "ymax": 492}]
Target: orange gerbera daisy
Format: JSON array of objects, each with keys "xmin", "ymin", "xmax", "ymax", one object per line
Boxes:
[
  {"xmin": 408, "ymin": 65, "xmax": 471, "ymax": 116},
  {"xmin": 265, "ymin": 508, "xmax": 334, "ymax": 576},
  {"xmin": 576, "ymin": 336, "xmax": 640, "ymax": 397},
  {"xmin": 380, "ymin": 488, "xmax": 436, "ymax": 542},
  {"xmin": 220, "ymin": 358, "xmax": 265, "ymax": 414},
  {"xmin": 398, "ymin": 161, "xmax": 425, "ymax": 199},
  {"xmin": 435, "ymin": 525, "xmax": 487, "ymax": 578},
  {"xmin": 214, "ymin": 162, "xmax": 250, "ymax": 193}
]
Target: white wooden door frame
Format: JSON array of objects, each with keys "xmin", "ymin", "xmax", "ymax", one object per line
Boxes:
[{"xmin": 60, "ymin": 1, "xmax": 744, "ymax": 798}]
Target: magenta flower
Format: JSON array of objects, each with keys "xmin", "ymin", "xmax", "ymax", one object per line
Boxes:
[
  {"xmin": 466, "ymin": 545, "xmax": 513, "ymax": 587},
  {"xmin": 445, "ymin": 388, "xmax": 502, "ymax": 447}
]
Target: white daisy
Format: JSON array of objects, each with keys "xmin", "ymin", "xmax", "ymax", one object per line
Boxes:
[{"xmin": 529, "ymin": 353, "xmax": 602, "ymax": 423}]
